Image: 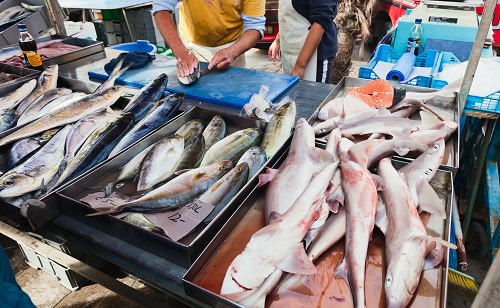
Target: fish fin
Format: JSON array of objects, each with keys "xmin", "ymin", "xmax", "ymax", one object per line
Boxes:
[
  {"xmin": 308, "ymin": 147, "xmax": 335, "ymax": 165},
  {"xmin": 342, "ymin": 133, "xmax": 355, "ymax": 140},
  {"xmin": 257, "ymin": 167, "xmax": 279, "ymax": 187},
  {"xmin": 394, "ymin": 147, "xmax": 410, "ymax": 156},
  {"xmin": 327, "ymin": 188, "xmax": 344, "ymax": 212},
  {"xmin": 370, "ymin": 174, "xmax": 386, "ymax": 191},
  {"xmin": 276, "ymin": 243, "xmax": 316, "ymax": 275},
  {"xmin": 268, "ymin": 211, "xmax": 281, "ymax": 224},
  {"xmin": 40, "ymin": 178, "xmax": 46, "ymax": 195},
  {"xmin": 58, "ymin": 159, "xmax": 67, "ymax": 175},
  {"xmin": 223, "ymin": 290, "xmax": 255, "ymax": 303},
  {"xmin": 375, "ymin": 198, "xmax": 388, "ymax": 234},
  {"xmin": 86, "ymin": 205, "xmax": 127, "ymax": 217},
  {"xmin": 174, "ymin": 169, "xmax": 192, "ymax": 176},
  {"xmin": 424, "ymin": 242, "xmax": 446, "ymax": 270},
  {"xmin": 334, "ymin": 260, "xmax": 356, "ymax": 305},
  {"xmin": 417, "ymin": 181, "xmax": 446, "ymax": 219},
  {"xmin": 411, "ymin": 234, "xmax": 457, "ymax": 250},
  {"xmin": 368, "ymin": 133, "xmax": 384, "ymax": 140}
]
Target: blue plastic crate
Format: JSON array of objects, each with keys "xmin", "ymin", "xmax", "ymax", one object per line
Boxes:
[
  {"xmin": 359, "ymin": 44, "xmax": 459, "ymax": 89},
  {"xmin": 465, "ymin": 91, "xmax": 500, "ymax": 115}
]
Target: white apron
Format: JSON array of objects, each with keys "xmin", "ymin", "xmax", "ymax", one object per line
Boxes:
[{"xmin": 278, "ymin": 0, "xmax": 317, "ymax": 81}]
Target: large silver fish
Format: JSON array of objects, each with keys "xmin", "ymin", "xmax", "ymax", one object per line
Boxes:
[
  {"xmin": 137, "ymin": 134, "xmax": 184, "ymax": 191},
  {"xmin": 6, "ymin": 128, "xmax": 59, "ymax": 168},
  {"xmin": 175, "ymin": 119, "xmax": 205, "ymax": 145},
  {"xmin": 0, "ymin": 86, "xmax": 124, "ymax": 146},
  {"xmin": 0, "ymin": 79, "xmax": 36, "ymax": 111},
  {"xmin": 174, "ymin": 135, "xmax": 205, "ymax": 172},
  {"xmin": 17, "ymin": 88, "xmax": 72, "ymax": 125},
  {"xmin": 57, "ymin": 112, "xmax": 135, "ymax": 186},
  {"xmin": 202, "ymin": 162, "xmax": 249, "ymax": 222},
  {"xmin": 264, "ymin": 119, "xmax": 333, "ymax": 224},
  {"xmin": 261, "ymin": 100, "xmax": 296, "ymax": 158},
  {"xmin": 62, "ymin": 109, "xmax": 117, "ymax": 170},
  {"xmin": 0, "ymin": 125, "xmax": 72, "ymax": 198},
  {"xmin": 16, "ymin": 65, "xmax": 59, "ymax": 115},
  {"xmin": 36, "ymin": 92, "xmax": 87, "ymax": 119},
  {"xmin": 202, "ymin": 115, "xmax": 226, "ymax": 152},
  {"xmin": 109, "ymin": 93, "xmax": 184, "ymax": 157},
  {"xmin": 237, "ymin": 146, "xmax": 267, "ymax": 180},
  {"xmin": 221, "ymin": 163, "xmax": 337, "ymax": 297},
  {"xmin": 200, "ymin": 128, "xmax": 262, "ymax": 166},
  {"xmin": 377, "ymin": 158, "xmax": 455, "ymax": 308},
  {"xmin": 334, "ymin": 138, "xmax": 378, "ymax": 308},
  {"xmin": 89, "ymin": 160, "xmax": 233, "ymax": 216},
  {"xmin": 123, "ymin": 73, "xmax": 168, "ymax": 123},
  {"xmin": 399, "ymin": 138, "xmax": 447, "ymax": 218}
]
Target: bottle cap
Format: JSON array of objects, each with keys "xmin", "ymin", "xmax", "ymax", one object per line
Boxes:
[{"xmin": 415, "ymin": 19, "xmax": 422, "ymax": 24}]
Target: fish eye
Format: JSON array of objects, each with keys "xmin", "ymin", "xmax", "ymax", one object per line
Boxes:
[{"xmin": 386, "ymin": 274, "xmax": 393, "ymax": 287}]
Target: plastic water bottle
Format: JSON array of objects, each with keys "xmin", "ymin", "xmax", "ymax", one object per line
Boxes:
[
  {"xmin": 406, "ymin": 19, "xmax": 423, "ymax": 55},
  {"xmin": 18, "ymin": 24, "xmax": 43, "ymax": 70}
]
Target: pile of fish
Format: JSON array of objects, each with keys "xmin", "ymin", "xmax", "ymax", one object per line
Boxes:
[
  {"xmin": 219, "ymin": 117, "xmax": 457, "ymax": 308},
  {"xmin": 89, "ymin": 102, "xmax": 296, "ymax": 233},
  {"xmin": 0, "ymin": 2, "xmax": 41, "ymax": 26},
  {"xmin": 313, "ymin": 79, "xmax": 459, "ymax": 150},
  {"xmin": 0, "ymin": 66, "xmax": 183, "ymax": 203}
]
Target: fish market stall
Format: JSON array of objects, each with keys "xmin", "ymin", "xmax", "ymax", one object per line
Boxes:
[{"xmin": 0, "ymin": 11, "xmax": 466, "ymax": 304}]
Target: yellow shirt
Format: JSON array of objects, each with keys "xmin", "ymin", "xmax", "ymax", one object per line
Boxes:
[{"xmin": 178, "ymin": 0, "xmax": 265, "ymax": 47}]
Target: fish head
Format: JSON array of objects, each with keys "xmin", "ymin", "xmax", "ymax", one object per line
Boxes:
[
  {"xmin": 233, "ymin": 162, "xmax": 249, "ymax": 179},
  {"xmin": 39, "ymin": 128, "xmax": 60, "ymax": 143},
  {"xmin": 291, "ymin": 118, "xmax": 315, "ymax": 150},
  {"xmin": 0, "ymin": 173, "xmax": 35, "ymax": 198},
  {"xmin": 275, "ymin": 99, "xmax": 297, "ymax": 117},
  {"xmin": 208, "ymin": 160, "xmax": 233, "ymax": 178},
  {"xmin": 208, "ymin": 115, "xmax": 225, "ymax": 130},
  {"xmin": 245, "ymin": 146, "xmax": 266, "ymax": 161},
  {"xmin": 385, "ymin": 241, "xmax": 426, "ymax": 308}
]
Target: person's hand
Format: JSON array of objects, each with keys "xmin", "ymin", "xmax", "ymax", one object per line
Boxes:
[
  {"xmin": 290, "ymin": 64, "xmax": 305, "ymax": 80},
  {"xmin": 176, "ymin": 51, "xmax": 199, "ymax": 77},
  {"xmin": 268, "ymin": 39, "xmax": 281, "ymax": 61},
  {"xmin": 208, "ymin": 47, "xmax": 236, "ymax": 70}
]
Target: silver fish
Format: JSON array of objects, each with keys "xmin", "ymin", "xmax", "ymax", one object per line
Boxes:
[
  {"xmin": 237, "ymin": 146, "xmax": 267, "ymax": 180},
  {"xmin": 95, "ymin": 58, "xmax": 131, "ymax": 93},
  {"xmin": 174, "ymin": 135, "xmax": 205, "ymax": 172},
  {"xmin": 200, "ymin": 128, "xmax": 262, "ymax": 166},
  {"xmin": 16, "ymin": 65, "xmax": 59, "ymax": 115},
  {"xmin": 6, "ymin": 128, "xmax": 59, "ymax": 168},
  {"xmin": 202, "ymin": 162, "xmax": 249, "ymax": 222},
  {"xmin": 0, "ymin": 125, "xmax": 72, "ymax": 198},
  {"xmin": 175, "ymin": 119, "xmax": 205, "ymax": 145},
  {"xmin": 89, "ymin": 160, "xmax": 233, "ymax": 216},
  {"xmin": 35, "ymin": 92, "xmax": 87, "ymax": 120},
  {"xmin": 0, "ymin": 79, "xmax": 36, "ymax": 111},
  {"xmin": 17, "ymin": 88, "xmax": 73, "ymax": 125},
  {"xmin": 122, "ymin": 213, "xmax": 164, "ymax": 234},
  {"xmin": 261, "ymin": 100, "xmax": 296, "ymax": 158},
  {"xmin": 202, "ymin": 115, "xmax": 226, "ymax": 152},
  {"xmin": 137, "ymin": 134, "xmax": 184, "ymax": 191},
  {"xmin": 0, "ymin": 86, "xmax": 124, "ymax": 146}
]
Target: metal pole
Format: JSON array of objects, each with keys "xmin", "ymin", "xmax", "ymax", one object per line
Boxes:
[
  {"xmin": 471, "ymin": 247, "xmax": 500, "ymax": 307},
  {"xmin": 44, "ymin": 0, "xmax": 67, "ymax": 36},
  {"xmin": 457, "ymin": 0, "xmax": 497, "ymax": 119}
]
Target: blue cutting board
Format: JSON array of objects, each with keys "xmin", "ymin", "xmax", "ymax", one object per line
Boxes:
[{"xmin": 88, "ymin": 57, "xmax": 299, "ymax": 109}]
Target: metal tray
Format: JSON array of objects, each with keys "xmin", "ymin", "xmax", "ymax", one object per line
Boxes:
[
  {"xmin": 52, "ymin": 106, "xmax": 286, "ymax": 268},
  {"xmin": 183, "ymin": 141, "xmax": 454, "ymax": 308},
  {"xmin": 308, "ymin": 77, "xmax": 460, "ymax": 174},
  {"xmin": 0, "ymin": 34, "xmax": 105, "ymax": 68},
  {"xmin": 0, "ymin": 63, "xmax": 40, "ymax": 91}
]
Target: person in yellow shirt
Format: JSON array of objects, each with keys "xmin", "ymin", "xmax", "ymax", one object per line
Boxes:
[{"xmin": 153, "ymin": 0, "xmax": 265, "ymax": 77}]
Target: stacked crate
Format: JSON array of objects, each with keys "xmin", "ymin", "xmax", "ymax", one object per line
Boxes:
[
  {"xmin": 125, "ymin": 8, "xmax": 165, "ymax": 47},
  {"xmin": 100, "ymin": 9, "xmax": 131, "ymax": 45}
]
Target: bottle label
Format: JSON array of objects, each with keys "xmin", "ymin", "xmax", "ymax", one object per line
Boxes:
[{"xmin": 23, "ymin": 51, "xmax": 43, "ymax": 67}]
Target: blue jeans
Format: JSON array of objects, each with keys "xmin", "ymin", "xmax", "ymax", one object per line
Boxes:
[{"xmin": 0, "ymin": 245, "xmax": 35, "ymax": 308}]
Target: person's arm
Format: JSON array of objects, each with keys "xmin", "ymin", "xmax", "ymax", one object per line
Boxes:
[
  {"xmin": 208, "ymin": 0, "xmax": 265, "ymax": 70},
  {"xmin": 268, "ymin": 32, "xmax": 280, "ymax": 61},
  {"xmin": 153, "ymin": 1, "xmax": 198, "ymax": 77},
  {"xmin": 290, "ymin": 22, "xmax": 324, "ymax": 79}
]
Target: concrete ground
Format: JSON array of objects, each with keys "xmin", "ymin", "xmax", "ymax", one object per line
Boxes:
[{"xmin": 2, "ymin": 47, "xmax": 490, "ymax": 307}]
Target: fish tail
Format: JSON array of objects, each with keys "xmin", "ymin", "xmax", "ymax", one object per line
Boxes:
[
  {"xmin": 104, "ymin": 182, "xmax": 117, "ymax": 197},
  {"xmin": 86, "ymin": 205, "xmax": 126, "ymax": 217},
  {"xmin": 334, "ymin": 260, "xmax": 356, "ymax": 305}
]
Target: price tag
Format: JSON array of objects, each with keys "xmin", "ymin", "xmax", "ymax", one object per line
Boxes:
[
  {"xmin": 80, "ymin": 191, "xmax": 129, "ymax": 218},
  {"xmin": 144, "ymin": 199, "xmax": 215, "ymax": 241}
]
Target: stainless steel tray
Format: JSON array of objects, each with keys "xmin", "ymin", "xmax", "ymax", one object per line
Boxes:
[
  {"xmin": 308, "ymin": 77, "xmax": 460, "ymax": 174},
  {"xmin": 0, "ymin": 34, "xmax": 105, "ymax": 68},
  {"xmin": 53, "ymin": 106, "xmax": 285, "ymax": 267},
  {"xmin": 183, "ymin": 141, "xmax": 453, "ymax": 308},
  {"xmin": 0, "ymin": 63, "xmax": 40, "ymax": 91}
]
